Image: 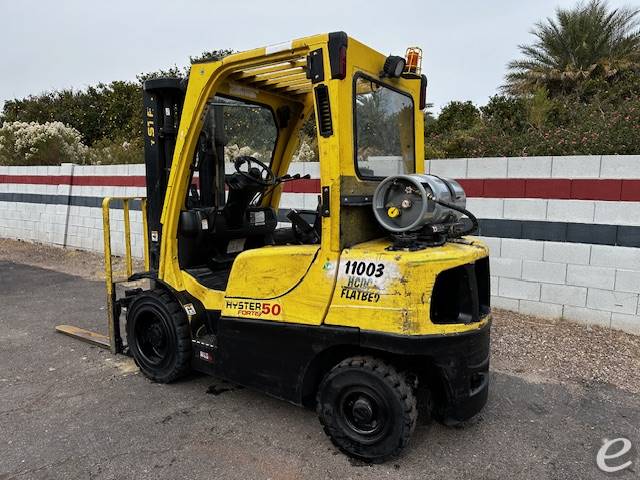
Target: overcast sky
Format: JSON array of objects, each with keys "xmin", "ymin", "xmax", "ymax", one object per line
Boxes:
[{"xmin": 0, "ymin": 0, "xmax": 635, "ymax": 113}]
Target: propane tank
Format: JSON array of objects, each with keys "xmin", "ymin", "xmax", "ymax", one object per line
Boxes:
[{"xmin": 372, "ymin": 174, "xmax": 467, "ymax": 233}]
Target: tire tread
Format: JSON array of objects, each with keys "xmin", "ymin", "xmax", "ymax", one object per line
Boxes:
[{"xmin": 316, "ymin": 355, "xmax": 417, "ymax": 463}]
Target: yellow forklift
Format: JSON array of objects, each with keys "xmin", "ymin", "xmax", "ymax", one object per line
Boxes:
[{"xmin": 57, "ymin": 32, "xmax": 491, "ymax": 462}]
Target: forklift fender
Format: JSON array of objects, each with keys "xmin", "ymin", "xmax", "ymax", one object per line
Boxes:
[{"xmin": 126, "ymin": 272, "xmax": 206, "ymax": 331}]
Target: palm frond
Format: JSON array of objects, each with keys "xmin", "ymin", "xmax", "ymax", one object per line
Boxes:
[{"xmin": 504, "ymin": 0, "xmax": 640, "ymax": 95}]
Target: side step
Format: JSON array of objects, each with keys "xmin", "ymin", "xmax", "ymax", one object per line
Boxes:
[{"xmin": 55, "ymin": 325, "xmax": 111, "ymax": 350}]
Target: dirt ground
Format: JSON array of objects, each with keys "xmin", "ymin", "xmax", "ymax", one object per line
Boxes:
[{"xmin": 1, "ymin": 238, "xmax": 639, "ymax": 479}]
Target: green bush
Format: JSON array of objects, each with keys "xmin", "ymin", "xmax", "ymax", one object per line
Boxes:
[
  {"xmin": 426, "ymin": 73, "xmax": 640, "ymax": 158},
  {"xmin": 1, "ymin": 81, "xmax": 142, "ymax": 147},
  {"xmin": 86, "ymin": 137, "xmax": 144, "ymax": 165}
]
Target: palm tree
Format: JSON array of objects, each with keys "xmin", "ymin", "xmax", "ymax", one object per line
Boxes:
[{"xmin": 505, "ymin": 0, "xmax": 640, "ymax": 96}]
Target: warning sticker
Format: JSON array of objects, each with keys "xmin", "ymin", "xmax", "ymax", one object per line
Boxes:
[
  {"xmin": 227, "ymin": 238, "xmax": 246, "ymax": 254},
  {"xmin": 250, "ymin": 210, "xmax": 266, "ymax": 226},
  {"xmin": 183, "ymin": 303, "xmax": 197, "ymax": 316}
]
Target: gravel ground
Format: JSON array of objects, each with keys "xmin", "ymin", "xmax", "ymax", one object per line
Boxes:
[
  {"xmin": 0, "ymin": 238, "xmax": 143, "ymax": 282},
  {"xmin": 2, "ymin": 237, "xmax": 639, "ymax": 395}
]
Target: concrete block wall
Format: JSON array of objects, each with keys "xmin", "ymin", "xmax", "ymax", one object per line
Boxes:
[
  {"xmin": 427, "ymin": 155, "xmax": 640, "ymax": 335},
  {"xmin": 1, "ymin": 155, "xmax": 639, "ymax": 334},
  {"xmin": 0, "ymin": 163, "xmax": 147, "ymax": 258},
  {"xmin": 0, "ymin": 162, "xmax": 320, "ymax": 259}
]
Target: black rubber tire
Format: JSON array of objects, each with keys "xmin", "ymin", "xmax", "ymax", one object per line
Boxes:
[
  {"xmin": 316, "ymin": 356, "xmax": 418, "ymax": 463},
  {"xmin": 126, "ymin": 289, "xmax": 191, "ymax": 383}
]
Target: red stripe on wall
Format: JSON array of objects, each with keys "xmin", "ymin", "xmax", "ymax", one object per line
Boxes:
[
  {"xmin": 1, "ymin": 175, "xmax": 639, "ymax": 200},
  {"xmin": 0, "ymin": 174, "xmax": 146, "ymax": 187},
  {"xmin": 571, "ymin": 179, "xmax": 622, "ymax": 201},
  {"xmin": 281, "ymin": 178, "xmax": 321, "ymax": 193},
  {"xmin": 525, "ymin": 179, "xmax": 572, "ymax": 199},
  {"xmin": 484, "ymin": 179, "xmax": 525, "ymax": 198},
  {"xmin": 0, "ymin": 175, "xmax": 73, "ymax": 185},
  {"xmin": 621, "ymin": 180, "xmax": 640, "ymax": 201},
  {"xmin": 74, "ymin": 175, "xmax": 146, "ymax": 187},
  {"xmin": 457, "ymin": 179, "xmax": 484, "ymax": 197}
]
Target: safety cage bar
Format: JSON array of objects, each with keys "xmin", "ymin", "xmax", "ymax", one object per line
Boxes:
[{"xmin": 56, "ymin": 196, "xmax": 149, "ymax": 354}]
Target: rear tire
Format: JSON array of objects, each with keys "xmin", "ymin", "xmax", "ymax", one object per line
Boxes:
[
  {"xmin": 126, "ymin": 289, "xmax": 191, "ymax": 383},
  {"xmin": 316, "ymin": 356, "xmax": 417, "ymax": 463}
]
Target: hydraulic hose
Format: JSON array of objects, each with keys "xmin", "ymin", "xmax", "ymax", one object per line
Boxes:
[{"xmin": 426, "ymin": 193, "xmax": 479, "ymax": 237}]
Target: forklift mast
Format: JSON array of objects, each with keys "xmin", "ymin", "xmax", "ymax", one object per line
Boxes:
[{"xmin": 142, "ymin": 78, "xmax": 186, "ymax": 269}]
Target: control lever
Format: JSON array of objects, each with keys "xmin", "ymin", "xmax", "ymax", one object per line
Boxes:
[{"xmin": 287, "ymin": 209, "xmax": 319, "ymax": 243}]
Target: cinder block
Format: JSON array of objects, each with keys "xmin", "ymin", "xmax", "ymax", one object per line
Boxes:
[
  {"xmin": 503, "ymin": 199, "xmax": 547, "ymax": 221},
  {"xmin": 477, "ymin": 236, "xmax": 501, "ymax": 256},
  {"xmin": 587, "ymin": 288, "xmax": 638, "ymax": 314},
  {"xmin": 566, "ymin": 264, "xmax": 616, "ymax": 289},
  {"xmin": 59, "ymin": 163, "xmax": 75, "ymax": 176},
  {"xmin": 467, "ymin": 157, "xmax": 508, "ymax": 179},
  {"xmin": 546, "ymin": 200, "xmax": 594, "ymax": 223},
  {"xmin": 490, "ymin": 257, "xmax": 522, "ymax": 278},
  {"xmin": 594, "ymin": 201, "xmax": 640, "ymax": 226},
  {"xmin": 499, "ymin": 278, "xmax": 540, "ymax": 301},
  {"xmin": 563, "ymin": 306, "xmax": 611, "ymax": 328},
  {"xmin": 490, "ymin": 276, "xmax": 499, "ymax": 296},
  {"xmin": 590, "ymin": 245, "xmax": 640, "ymax": 270},
  {"xmin": 466, "ymin": 198, "xmax": 504, "ymax": 219},
  {"xmin": 429, "ymin": 159, "xmax": 467, "ymax": 179},
  {"xmin": 491, "ymin": 296, "xmax": 519, "ymax": 311},
  {"xmin": 507, "ymin": 156, "xmax": 552, "ymax": 178},
  {"xmin": 501, "ymin": 238, "xmax": 544, "ymax": 260},
  {"xmin": 287, "ymin": 163, "xmax": 305, "ymax": 176},
  {"xmin": 522, "ymin": 260, "xmax": 567, "ymax": 284},
  {"xmin": 600, "ymin": 155, "xmax": 640, "ymax": 179},
  {"xmin": 611, "ymin": 313, "xmax": 640, "ymax": 334},
  {"xmin": 551, "ymin": 155, "xmax": 601, "ymax": 178},
  {"xmin": 615, "ymin": 269, "xmax": 640, "ymax": 294},
  {"xmin": 303, "ymin": 193, "xmax": 321, "ymax": 209},
  {"xmin": 130, "ymin": 164, "xmax": 146, "ymax": 176},
  {"xmin": 303, "ymin": 162, "xmax": 320, "ymax": 178},
  {"xmin": 541, "ymin": 284, "xmax": 587, "ymax": 307},
  {"xmin": 567, "ymin": 223, "xmax": 616, "ymax": 245},
  {"xmin": 519, "ymin": 300, "xmax": 563, "ymax": 318},
  {"xmin": 279, "ymin": 193, "xmax": 304, "ymax": 209},
  {"xmin": 543, "ymin": 242, "xmax": 591, "ymax": 265}
]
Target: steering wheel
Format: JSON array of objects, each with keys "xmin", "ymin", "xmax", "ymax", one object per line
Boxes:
[{"xmin": 234, "ymin": 156, "xmax": 275, "ymax": 187}]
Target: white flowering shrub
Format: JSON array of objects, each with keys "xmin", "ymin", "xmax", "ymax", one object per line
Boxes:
[
  {"xmin": 291, "ymin": 138, "xmax": 318, "ymax": 162},
  {"xmin": 0, "ymin": 121, "xmax": 88, "ymax": 165},
  {"xmin": 224, "ymin": 144, "xmax": 265, "ymax": 162}
]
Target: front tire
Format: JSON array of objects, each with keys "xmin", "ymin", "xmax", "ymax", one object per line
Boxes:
[
  {"xmin": 316, "ymin": 356, "xmax": 417, "ymax": 463},
  {"xmin": 126, "ymin": 289, "xmax": 191, "ymax": 383}
]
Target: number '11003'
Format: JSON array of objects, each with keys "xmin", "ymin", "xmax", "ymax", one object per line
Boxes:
[{"xmin": 344, "ymin": 261, "xmax": 385, "ymax": 278}]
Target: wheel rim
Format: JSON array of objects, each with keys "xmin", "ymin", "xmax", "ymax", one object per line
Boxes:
[
  {"xmin": 133, "ymin": 309, "xmax": 174, "ymax": 367},
  {"xmin": 338, "ymin": 386, "xmax": 390, "ymax": 444}
]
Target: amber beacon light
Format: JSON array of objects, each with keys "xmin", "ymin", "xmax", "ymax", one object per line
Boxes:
[{"xmin": 405, "ymin": 47, "xmax": 423, "ymax": 75}]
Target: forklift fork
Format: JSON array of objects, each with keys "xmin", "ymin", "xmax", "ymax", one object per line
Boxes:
[{"xmin": 56, "ymin": 196, "xmax": 150, "ymax": 354}]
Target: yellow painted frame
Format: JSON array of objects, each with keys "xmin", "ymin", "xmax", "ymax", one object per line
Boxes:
[{"xmin": 154, "ymin": 33, "xmax": 490, "ymax": 336}]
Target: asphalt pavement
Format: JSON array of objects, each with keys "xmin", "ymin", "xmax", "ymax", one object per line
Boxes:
[{"xmin": 0, "ymin": 260, "xmax": 638, "ymax": 479}]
